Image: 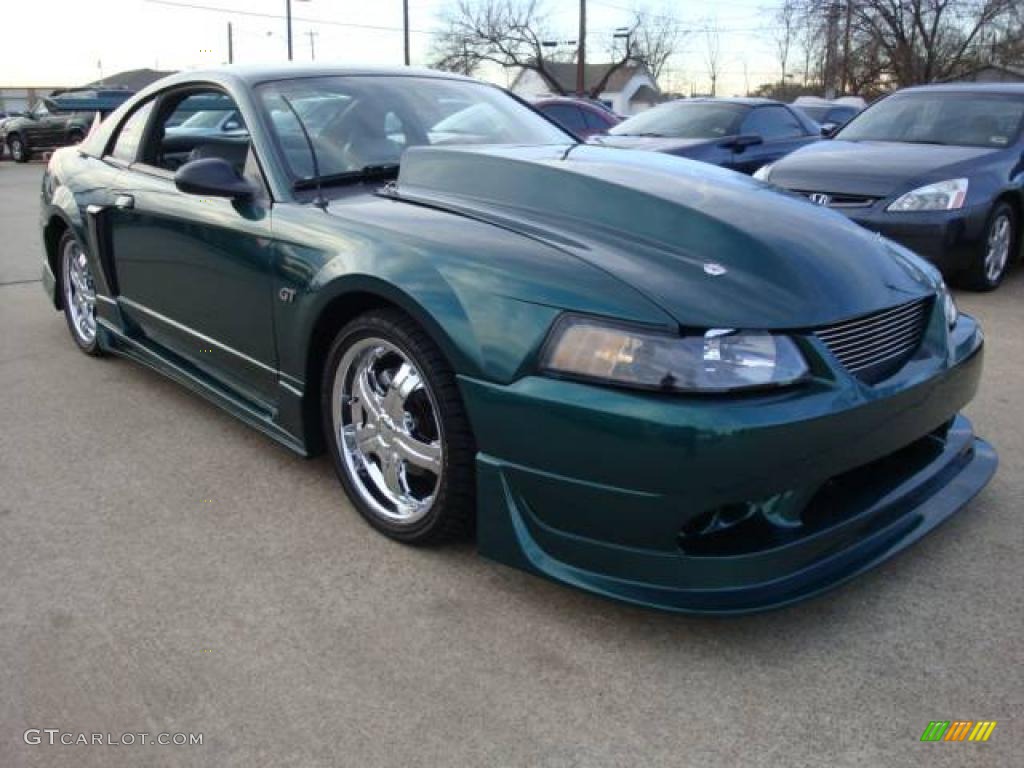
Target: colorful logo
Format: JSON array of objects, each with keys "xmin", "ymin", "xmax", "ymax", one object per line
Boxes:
[{"xmin": 921, "ymin": 721, "xmax": 997, "ymax": 742}]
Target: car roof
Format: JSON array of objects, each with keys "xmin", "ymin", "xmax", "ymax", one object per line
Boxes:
[
  {"xmin": 535, "ymin": 97, "xmax": 602, "ymax": 108},
  {"xmin": 672, "ymin": 97, "xmax": 780, "ymax": 107},
  {"xmin": 159, "ymin": 64, "xmax": 477, "ymax": 88},
  {"xmin": 897, "ymin": 82, "xmax": 1024, "ymax": 96}
]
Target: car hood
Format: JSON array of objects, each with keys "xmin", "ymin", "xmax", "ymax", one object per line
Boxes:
[
  {"xmin": 590, "ymin": 134, "xmax": 716, "ymax": 154},
  {"xmin": 769, "ymin": 140, "xmax": 998, "ymax": 197},
  {"xmin": 386, "ymin": 144, "xmax": 937, "ymax": 330}
]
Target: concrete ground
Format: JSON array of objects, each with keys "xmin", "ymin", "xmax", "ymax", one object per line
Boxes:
[{"xmin": 1, "ymin": 160, "xmax": 1020, "ymax": 768}]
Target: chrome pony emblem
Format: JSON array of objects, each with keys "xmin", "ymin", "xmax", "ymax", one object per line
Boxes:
[
  {"xmin": 809, "ymin": 192, "xmax": 832, "ymax": 206},
  {"xmin": 703, "ymin": 262, "xmax": 727, "ymax": 276}
]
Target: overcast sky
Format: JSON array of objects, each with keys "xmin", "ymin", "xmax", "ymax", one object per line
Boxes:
[{"xmin": 3, "ymin": 0, "xmax": 783, "ymax": 96}]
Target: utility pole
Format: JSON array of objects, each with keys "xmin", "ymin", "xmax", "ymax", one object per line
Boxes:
[
  {"xmin": 286, "ymin": 0, "xmax": 293, "ymax": 61},
  {"xmin": 227, "ymin": 22, "xmax": 234, "ymax": 64},
  {"xmin": 576, "ymin": 0, "xmax": 586, "ymax": 95},
  {"xmin": 403, "ymin": 0, "xmax": 410, "ymax": 65},
  {"xmin": 307, "ymin": 29, "xmax": 318, "ymax": 60},
  {"xmin": 841, "ymin": 0, "xmax": 852, "ymax": 94}
]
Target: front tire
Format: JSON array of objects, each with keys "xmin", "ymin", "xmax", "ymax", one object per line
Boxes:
[
  {"xmin": 8, "ymin": 134, "xmax": 28, "ymax": 163},
  {"xmin": 322, "ymin": 309, "xmax": 475, "ymax": 545},
  {"xmin": 962, "ymin": 201, "xmax": 1017, "ymax": 291},
  {"xmin": 68, "ymin": 129, "xmax": 85, "ymax": 145},
  {"xmin": 59, "ymin": 231, "xmax": 101, "ymax": 355}
]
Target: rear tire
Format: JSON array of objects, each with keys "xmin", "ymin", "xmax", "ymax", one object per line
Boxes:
[
  {"xmin": 8, "ymin": 134, "xmax": 28, "ymax": 163},
  {"xmin": 961, "ymin": 201, "xmax": 1016, "ymax": 291},
  {"xmin": 321, "ymin": 309, "xmax": 475, "ymax": 545}
]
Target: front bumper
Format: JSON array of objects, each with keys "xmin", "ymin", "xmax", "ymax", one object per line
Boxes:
[
  {"xmin": 841, "ymin": 204, "xmax": 989, "ymax": 274},
  {"xmin": 462, "ymin": 316, "xmax": 995, "ymax": 614}
]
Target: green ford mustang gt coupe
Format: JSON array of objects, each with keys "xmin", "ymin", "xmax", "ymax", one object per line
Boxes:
[{"xmin": 39, "ymin": 65, "xmax": 997, "ymax": 613}]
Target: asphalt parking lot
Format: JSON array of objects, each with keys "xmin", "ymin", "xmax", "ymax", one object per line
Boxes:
[{"xmin": 1, "ymin": 160, "xmax": 1020, "ymax": 767}]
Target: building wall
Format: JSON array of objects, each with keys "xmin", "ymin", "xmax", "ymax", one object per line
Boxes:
[
  {"xmin": 955, "ymin": 67, "xmax": 1024, "ymax": 83},
  {"xmin": 0, "ymin": 87, "xmax": 64, "ymax": 113}
]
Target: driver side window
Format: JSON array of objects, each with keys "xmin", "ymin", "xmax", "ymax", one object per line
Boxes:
[
  {"xmin": 143, "ymin": 91, "xmax": 251, "ymax": 174},
  {"xmin": 742, "ymin": 106, "xmax": 806, "ymax": 141}
]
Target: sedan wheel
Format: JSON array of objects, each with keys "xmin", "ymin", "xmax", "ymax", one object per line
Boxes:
[
  {"xmin": 323, "ymin": 310, "xmax": 474, "ymax": 544},
  {"xmin": 9, "ymin": 135, "xmax": 27, "ymax": 163},
  {"xmin": 963, "ymin": 201, "xmax": 1017, "ymax": 291},
  {"xmin": 60, "ymin": 232, "xmax": 100, "ymax": 354},
  {"xmin": 984, "ymin": 212, "xmax": 1012, "ymax": 284}
]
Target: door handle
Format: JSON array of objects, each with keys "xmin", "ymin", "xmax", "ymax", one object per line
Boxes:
[{"xmin": 114, "ymin": 194, "xmax": 134, "ymax": 210}]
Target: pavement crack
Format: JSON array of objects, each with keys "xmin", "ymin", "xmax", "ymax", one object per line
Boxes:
[{"xmin": 0, "ymin": 279, "xmax": 42, "ymax": 287}]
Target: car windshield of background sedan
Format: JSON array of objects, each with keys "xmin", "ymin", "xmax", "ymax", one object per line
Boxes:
[
  {"xmin": 837, "ymin": 92, "xmax": 1024, "ymax": 148},
  {"xmin": 608, "ymin": 102, "xmax": 746, "ymax": 138},
  {"xmin": 259, "ymin": 76, "xmax": 572, "ymax": 181}
]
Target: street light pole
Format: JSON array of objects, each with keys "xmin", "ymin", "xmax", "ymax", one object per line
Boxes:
[{"xmin": 286, "ymin": 0, "xmax": 293, "ymax": 61}]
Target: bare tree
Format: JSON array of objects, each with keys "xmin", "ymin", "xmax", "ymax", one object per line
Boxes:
[
  {"xmin": 431, "ymin": 0, "xmax": 690, "ymax": 95},
  {"xmin": 430, "ymin": 0, "xmax": 566, "ymax": 92},
  {"xmin": 769, "ymin": 0, "xmax": 1023, "ymax": 96},
  {"xmin": 773, "ymin": 0, "xmax": 799, "ymax": 86},
  {"xmin": 850, "ymin": 0, "xmax": 1019, "ymax": 85},
  {"xmin": 630, "ymin": 6, "xmax": 688, "ymax": 83},
  {"xmin": 431, "ymin": 0, "xmax": 672, "ymax": 98},
  {"xmin": 703, "ymin": 21, "xmax": 721, "ymax": 96}
]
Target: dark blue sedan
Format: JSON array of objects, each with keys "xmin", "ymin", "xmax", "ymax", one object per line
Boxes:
[
  {"xmin": 592, "ymin": 98, "xmax": 820, "ymax": 174},
  {"xmin": 761, "ymin": 84, "xmax": 1024, "ymax": 291}
]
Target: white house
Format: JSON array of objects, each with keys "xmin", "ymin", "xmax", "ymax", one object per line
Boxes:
[{"xmin": 510, "ymin": 62, "xmax": 661, "ymax": 115}]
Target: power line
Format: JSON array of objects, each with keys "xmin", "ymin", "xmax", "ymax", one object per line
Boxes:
[{"xmin": 142, "ymin": 0, "xmax": 434, "ymax": 36}]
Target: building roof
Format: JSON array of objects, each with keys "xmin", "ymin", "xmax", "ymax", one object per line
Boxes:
[
  {"xmin": 516, "ymin": 62, "xmax": 656, "ymax": 94},
  {"xmin": 86, "ymin": 68, "xmax": 178, "ymax": 91}
]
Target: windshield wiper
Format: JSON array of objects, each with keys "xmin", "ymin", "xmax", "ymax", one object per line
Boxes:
[
  {"xmin": 900, "ymin": 139, "xmax": 950, "ymax": 146},
  {"xmin": 614, "ymin": 131, "xmax": 667, "ymax": 137},
  {"xmin": 293, "ymin": 163, "xmax": 400, "ymax": 190}
]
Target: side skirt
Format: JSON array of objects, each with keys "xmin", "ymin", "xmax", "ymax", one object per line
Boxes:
[{"xmin": 97, "ymin": 319, "xmax": 311, "ymax": 457}]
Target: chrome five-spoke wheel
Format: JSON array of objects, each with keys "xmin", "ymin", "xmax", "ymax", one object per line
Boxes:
[
  {"xmin": 60, "ymin": 232, "xmax": 99, "ymax": 351},
  {"xmin": 333, "ymin": 338, "xmax": 443, "ymax": 524},
  {"xmin": 323, "ymin": 310, "xmax": 474, "ymax": 544}
]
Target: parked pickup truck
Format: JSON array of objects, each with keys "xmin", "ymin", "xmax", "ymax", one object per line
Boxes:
[{"xmin": 1, "ymin": 88, "xmax": 132, "ymax": 162}]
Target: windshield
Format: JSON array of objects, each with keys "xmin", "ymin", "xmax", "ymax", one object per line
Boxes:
[
  {"xmin": 609, "ymin": 102, "xmax": 746, "ymax": 138},
  {"xmin": 837, "ymin": 92, "xmax": 1024, "ymax": 148},
  {"xmin": 258, "ymin": 75, "xmax": 573, "ymax": 181}
]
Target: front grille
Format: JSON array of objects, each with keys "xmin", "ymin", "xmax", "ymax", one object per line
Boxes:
[
  {"xmin": 796, "ymin": 190, "xmax": 876, "ymax": 208},
  {"xmin": 815, "ymin": 298, "xmax": 930, "ymax": 383}
]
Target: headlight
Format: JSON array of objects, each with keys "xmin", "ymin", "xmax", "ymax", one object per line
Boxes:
[
  {"xmin": 541, "ymin": 316, "xmax": 809, "ymax": 393},
  {"xmin": 887, "ymin": 178, "xmax": 968, "ymax": 212},
  {"xmin": 938, "ymin": 282, "xmax": 958, "ymax": 328},
  {"xmin": 752, "ymin": 163, "xmax": 774, "ymax": 182}
]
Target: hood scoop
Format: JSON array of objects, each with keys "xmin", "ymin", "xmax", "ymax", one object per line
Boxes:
[{"xmin": 393, "ymin": 144, "xmax": 931, "ymax": 330}]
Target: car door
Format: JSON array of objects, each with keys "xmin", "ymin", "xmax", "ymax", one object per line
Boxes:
[
  {"xmin": 104, "ymin": 88, "xmax": 279, "ymax": 408},
  {"xmin": 25, "ymin": 102, "xmax": 55, "ymax": 146},
  {"xmin": 731, "ymin": 105, "xmax": 816, "ymax": 174}
]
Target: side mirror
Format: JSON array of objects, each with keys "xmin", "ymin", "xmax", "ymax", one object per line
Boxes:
[
  {"xmin": 722, "ymin": 134, "xmax": 763, "ymax": 151},
  {"xmin": 820, "ymin": 123, "xmax": 838, "ymax": 138},
  {"xmin": 174, "ymin": 157, "xmax": 253, "ymax": 199}
]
